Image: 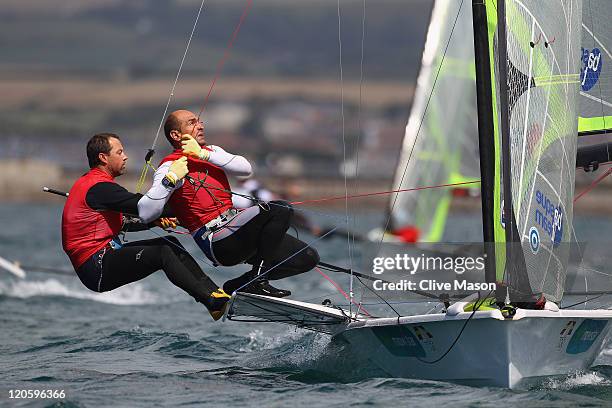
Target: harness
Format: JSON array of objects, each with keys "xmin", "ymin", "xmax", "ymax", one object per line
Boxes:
[{"xmin": 192, "ymin": 208, "xmax": 240, "ymax": 266}]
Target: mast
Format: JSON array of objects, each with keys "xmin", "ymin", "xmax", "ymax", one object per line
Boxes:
[
  {"xmin": 495, "ymin": 0, "xmax": 523, "ymax": 301},
  {"xmin": 472, "ymin": 0, "xmax": 532, "ymax": 301},
  {"xmin": 496, "ymin": 0, "xmax": 514, "ymax": 250},
  {"xmin": 471, "ymin": 0, "xmax": 496, "ymax": 285}
]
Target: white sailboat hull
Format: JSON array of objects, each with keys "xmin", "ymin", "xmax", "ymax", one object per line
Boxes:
[
  {"xmin": 336, "ymin": 308, "xmax": 612, "ymax": 388},
  {"xmin": 228, "ymin": 293, "xmax": 612, "ymax": 388}
]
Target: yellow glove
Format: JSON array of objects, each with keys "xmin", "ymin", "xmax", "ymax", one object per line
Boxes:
[
  {"xmin": 164, "ymin": 156, "xmax": 189, "ymax": 186},
  {"xmin": 155, "ymin": 217, "xmax": 178, "ymax": 230},
  {"xmin": 181, "ymin": 134, "xmax": 210, "ymax": 161}
]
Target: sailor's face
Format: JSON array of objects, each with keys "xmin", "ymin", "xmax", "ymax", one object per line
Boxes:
[
  {"xmin": 104, "ymin": 137, "xmax": 128, "ymax": 177},
  {"xmin": 179, "ymin": 112, "xmax": 205, "ymax": 145}
]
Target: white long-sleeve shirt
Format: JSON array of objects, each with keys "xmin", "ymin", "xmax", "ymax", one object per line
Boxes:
[{"xmin": 137, "ymin": 145, "xmax": 252, "ymax": 223}]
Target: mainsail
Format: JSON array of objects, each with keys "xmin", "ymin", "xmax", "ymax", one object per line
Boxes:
[
  {"xmin": 388, "ymin": 0, "xmax": 480, "ymax": 243},
  {"xmin": 477, "ymin": 0, "xmax": 583, "ymax": 302},
  {"xmin": 579, "ymin": 0, "xmax": 611, "ymax": 136}
]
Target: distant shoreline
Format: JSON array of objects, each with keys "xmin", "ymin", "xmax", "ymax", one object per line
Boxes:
[{"xmin": 0, "ymin": 76, "xmax": 415, "ymax": 111}]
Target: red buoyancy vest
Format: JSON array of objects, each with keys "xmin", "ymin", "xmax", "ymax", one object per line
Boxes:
[
  {"xmin": 160, "ymin": 149, "xmax": 233, "ymax": 233},
  {"xmin": 62, "ymin": 168, "xmax": 123, "ymax": 269}
]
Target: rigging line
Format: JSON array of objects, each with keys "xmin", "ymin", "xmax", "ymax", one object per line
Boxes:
[
  {"xmin": 137, "ymin": 0, "xmax": 207, "ymax": 193},
  {"xmin": 338, "ymin": 300, "xmax": 440, "ymax": 306},
  {"xmin": 196, "ymin": 0, "xmax": 253, "ymax": 119},
  {"xmin": 562, "ymin": 293, "xmax": 607, "ymax": 309},
  {"xmin": 152, "ymin": 0, "xmax": 207, "ymax": 152},
  {"xmin": 375, "ymin": 0, "xmax": 465, "ymax": 253},
  {"xmin": 573, "ymin": 164, "xmax": 612, "ymax": 202},
  {"xmin": 290, "ymin": 180, "xmax": 480, "ymax": 205},
  {"xmin": 416, "ymin": 290, "xmax": 492, "ymax": 365},
  {"xmin": 354, "ymin": 0, "xmax": 367, "ymax": 310},
  {"xmin": 300, "ymin": 291, "xmax": 354, "ymax": 303},
  {"xmin": 353, "ymin": 275, "xmax": 402, "ymax": 318},
  {"xmin": 314, "ymin": 266, "xmax": 418, "ymax": 318},
  {"xmin": 317, "ymin": 262, "xmax": 443, "ymax": 304},
  {"xmin": 316, "ymin": 267, "xmax": 350, "ymax": 302},
  {"xmin": 182, "ymin": 174, "xmax": 355, "ymax": 222},
  {"xmin": 234, "ymin": 227, "xmax": 339, "ymax": 293},
  {"xmin": 233, "ymin": 298, "xmax": 315, "ymax": 326},
  {"xmin": 315, "ymin": 267, "xmax": 371, "ymax": 316},
  {"xmin": 228, "ymin": 298, "xmax": 350, "ymax": 328},
  {"xmin": 160, "ymin": 160, "xmax": 478, "ymax": 219},
  {"xmin": 337, "ymin": 0, "xmax": 355, "ymax": 317}
]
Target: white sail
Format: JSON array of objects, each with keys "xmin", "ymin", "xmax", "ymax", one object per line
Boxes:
[
  {"xmin": 389, "ymin": 0, "xmax": 480, "ymax": 243},
  {"xmin": 500, "ymin": 0, "xmax": 582, "ymax": 302}
]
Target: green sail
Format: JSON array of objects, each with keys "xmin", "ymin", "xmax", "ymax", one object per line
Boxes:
[
  {"xmin": 482, "ymin": 0, "xmax": 507, "ymax": 284},
  {"xmin": 485, "ymin": 0, "xmax": 583, "ymax": 302},
  {"xmin": 389, "ymin": 0, "xmax": 480, "ymax": 243}
]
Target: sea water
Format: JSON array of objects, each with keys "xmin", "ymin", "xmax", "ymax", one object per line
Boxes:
[{"xmin": 1, "ymin": 203, "xmax": 611, "ymax": 407}]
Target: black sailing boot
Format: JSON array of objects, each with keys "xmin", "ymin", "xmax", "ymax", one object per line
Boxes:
[
  {"xmin": 244, "ymin": 279, "xmax": 291, "ymax": 298},
  {"xmin": 223, "ymin": 262, "xmax": 291, "ymax": 298},
  {"xmin": 200, "ymin": 288, "xmax": 231, "ymax": 321},
  {"xmin": 193, "ymin": 274, "xmax": 231, "ymax": 321}
]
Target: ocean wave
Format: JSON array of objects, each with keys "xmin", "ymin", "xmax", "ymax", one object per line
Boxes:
[
  {"xmin": 0, "ymin": 278, "xmax": 161, "ymax": 305},
  {"xmin": 541, "ymin": 370, "xmax": 611, "ymax": 390},
  {"xmin": 239, "ymin": 328, "xmax": 311, "ymax": 353},
  {"xmin": 238, "ymin": 328, "xmax": 386, "ymax": 383}
]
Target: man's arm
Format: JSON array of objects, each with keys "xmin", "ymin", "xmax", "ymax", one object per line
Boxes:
[
  {"xmin": 86, "ymin": 182, "xmax": 142, "ymax": 216},
  {"xmin": 181, "ymin": 135, "xmax": 252, "ymax": 177},
  {"xmin": 207, "ymin": 145, "xmax": 253, "ymax": 177},
  {"xmin": 87, "ymin": 179, "xmax": 175, "ymax": 222},
  {"xmin": 137, "ymin": 161, "xmax": 183, "ymax": 223}
]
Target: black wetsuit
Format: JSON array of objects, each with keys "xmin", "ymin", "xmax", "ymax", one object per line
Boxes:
[
  {"xmin": 75, "ymin": 182, "xmax": 219, "ymax": 303},
  {"xmin": 212, "ymin": 202, "xmax": 320, "ymax": 294}
]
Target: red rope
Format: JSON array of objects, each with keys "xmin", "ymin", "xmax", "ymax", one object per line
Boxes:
[
  {"xmin": 315, "ymin": 267, "xmax": 371, "ymax": 316},
  {"xmin": 574, "ymin": 165, "xmax": 612, "ymax": 203},
  {"xmin": 290, "ymin": 180, "xmax": 480, "ymax": 206},
  {"xmin": 196, "ymin": 0, "xmax": 253, "ymax": 119}
]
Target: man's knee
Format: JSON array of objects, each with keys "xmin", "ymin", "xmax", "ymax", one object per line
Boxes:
[
  {"xmin": 159, "ymin": 244, "xmax": 177, "ymax": 261},
  {"xmin": 304, "ymin": 246, "xmax": 320, "ymax": 270},
  {"xmin": 269, "ymin": 200, "xmax": 293, "ymax": 219},
  {"xmin": 287, "ymin": 244, "xmax": 319, "ymax": 273},
  {"xmin": 161, "ymin": 236, "xmax": 187, "ymax": 257}
]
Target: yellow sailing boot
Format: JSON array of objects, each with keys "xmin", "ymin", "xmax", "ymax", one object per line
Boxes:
[{"xmin": 205, "ymin": 288, "xmax": 231, "ymax": 321}]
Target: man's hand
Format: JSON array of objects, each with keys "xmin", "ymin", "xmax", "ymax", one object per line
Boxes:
[
  {"xmin": 155, "ymin": 217, "xmax": 178, "ymax": 230},
  {"xmin": 164, "ymin": 156, "xmax": 189, "ymax": 186},
  {"xmin": 181, "ymin": 134, "xmax": 210, "ymax": 161}
]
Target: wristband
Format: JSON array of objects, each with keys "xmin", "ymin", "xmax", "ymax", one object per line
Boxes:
[{"xmin": 163, "ymin": 171, "xmax": 179, "ymax": 188}]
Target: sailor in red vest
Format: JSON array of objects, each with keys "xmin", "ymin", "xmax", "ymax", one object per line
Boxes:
[
  {"xmin": 139, "ymin": 110, "xmax": 319, "ymax": 298},
  {"xmin": 62, "ymin": 133, "xmax": 230, "ymax": 320}
]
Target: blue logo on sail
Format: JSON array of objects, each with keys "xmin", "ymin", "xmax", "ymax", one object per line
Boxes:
[
  {"xmin": 534, "ymin": 190, "xmax": 563, "ymax": 247},
  {"xmin": 581, "ymin": 47, "xmax": 602, "ymax": 91},
  {"xmin": 529, "ymin": 227, "xmax": 540, "ymax": 254}
]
